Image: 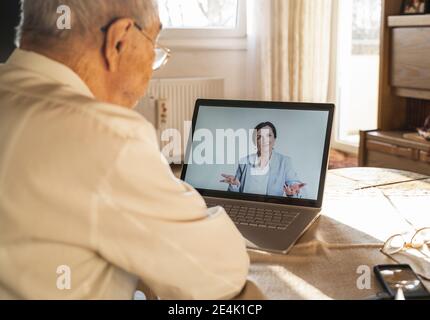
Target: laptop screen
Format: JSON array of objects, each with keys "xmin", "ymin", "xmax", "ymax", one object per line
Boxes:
[{"xmin": 182, "ymin": 100, "xmax": 334, "ymax": 206}]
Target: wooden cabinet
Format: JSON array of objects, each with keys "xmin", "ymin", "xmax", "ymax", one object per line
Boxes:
[
  {"xmin": 359, "ymin": 0, "xmax": 430, "ymax": 175},
  {"xmin": 420, "ymin": 150, "xmax": 430, "ymax": 163},
  {"xmin": 392, "ymin": 27, "xmax": 430, "ymax": 91},
  {"xmin": 360, "ymin": 131, "xmax": 430, "ymax": 175}
]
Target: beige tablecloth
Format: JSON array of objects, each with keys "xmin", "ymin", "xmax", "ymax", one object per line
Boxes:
[{"xmin": 248, "ymin": 168, "xmax": 430, "ymax": 300}]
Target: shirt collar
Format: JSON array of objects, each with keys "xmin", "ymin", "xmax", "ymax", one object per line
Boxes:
[{"xmin": 6, "ymin": 48, "xmax": 94, "ymax": 98}]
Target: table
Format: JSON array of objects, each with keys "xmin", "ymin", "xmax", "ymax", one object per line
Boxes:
[{"xmin": 248, "ymin": 168, "xmax": 430, "ymax": 300}]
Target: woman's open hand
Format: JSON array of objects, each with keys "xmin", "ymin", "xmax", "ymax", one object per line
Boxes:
[
  {"xmin": 284, "ymin": 183, "xmax": 306, "ymax": 196},
  {"xmin": 220, "ymin": 174, "xmax": 240, "ymax": 187}
]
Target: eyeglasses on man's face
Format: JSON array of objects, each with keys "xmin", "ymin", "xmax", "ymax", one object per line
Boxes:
[
  {"xmin": 132, "ymin": 22, "xmax": 171, "ymax": 71},
  {"xmin": 101, "ymin": 20, "xmax": 171, "ymax": 71}
]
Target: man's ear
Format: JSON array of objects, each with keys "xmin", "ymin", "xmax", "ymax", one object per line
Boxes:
[{"xmin": 103, "ymin": 18, "xmax": 134, "ymax": 72}]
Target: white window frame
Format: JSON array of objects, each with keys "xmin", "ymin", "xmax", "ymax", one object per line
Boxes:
[{"xmin": 158, "ymin": 0, "xmax": 247, "ymax": 50}]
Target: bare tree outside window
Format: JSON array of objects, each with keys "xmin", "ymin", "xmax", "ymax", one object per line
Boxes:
[
  {"xmin": 352, "ymin": 0, "xmax": 381, "ymax": 55},
  {"xmin": 158, "ymin": 0, "xmax": 238, "ymax": 29}
]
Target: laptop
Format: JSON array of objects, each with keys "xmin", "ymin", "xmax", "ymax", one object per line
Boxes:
[{"xmin": 181, "ymin": 99, "xmax": 335, "ymax": 254}]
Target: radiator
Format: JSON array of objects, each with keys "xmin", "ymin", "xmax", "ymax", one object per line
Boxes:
[{"xmin": 135, "ymin": 77, "xmax": 225, "ymax": 162}]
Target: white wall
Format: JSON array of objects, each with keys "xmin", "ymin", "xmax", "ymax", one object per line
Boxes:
[{"xmin": 152, "ymin": 47, "xmax": 248, "ymax": 99}]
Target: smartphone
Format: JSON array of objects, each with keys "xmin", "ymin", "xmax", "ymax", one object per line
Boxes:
[{"xmin": 374, "ymin": 264, "xmax": 430, "ymax": 300}]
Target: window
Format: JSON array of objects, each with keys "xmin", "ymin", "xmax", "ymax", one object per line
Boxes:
[
  {"xmin": 335, "ymin": 0, "xmax": 382, "ymax": 151},
  {"xmin": 159, "ymin": 0, "xmax": 238, "ymax": 29},
  {"xmin": 158, "ymin": 0, "xmax": 246, "ymax": 39}
]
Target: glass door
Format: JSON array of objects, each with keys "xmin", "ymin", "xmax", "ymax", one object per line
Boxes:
[{"xmin": 335, "ymin": 0, "xmax": 382, "ymax": 153}]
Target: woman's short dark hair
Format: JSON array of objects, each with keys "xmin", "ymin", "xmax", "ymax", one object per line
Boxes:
[{"xmin": 255, "ymin": 122, "xmax": 277, "ymax": 139}]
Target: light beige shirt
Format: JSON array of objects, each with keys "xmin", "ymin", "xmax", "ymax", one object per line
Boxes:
[{"xmin": 0, "ymin": 49, "xmax": 249, "ymax": 300}]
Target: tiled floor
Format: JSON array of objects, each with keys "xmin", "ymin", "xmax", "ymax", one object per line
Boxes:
[{"xmin": 328, "ymin": 149, "xmax": 358, "ymax": 169}]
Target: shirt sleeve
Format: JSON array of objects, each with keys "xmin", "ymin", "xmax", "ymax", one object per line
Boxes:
[
  {"xmin": 284, "ymin": 157, "xmax": 307, "ymax": 199},
  {"xmin": 95, "ymin": 125, "xmax": 249, "ymax": 300},
  {"xmin": 284, "ymin": 158, "xmax": 299, "ymax": 185}
]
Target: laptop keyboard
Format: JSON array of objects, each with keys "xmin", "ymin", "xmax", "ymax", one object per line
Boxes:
[{"xmin": 206, "ymin": 202, "xmax": 300, "ymax": 231}]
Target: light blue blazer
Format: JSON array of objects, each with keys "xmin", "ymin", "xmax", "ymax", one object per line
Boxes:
[{"xmin": 228, "ymin": 152, "xmax": 306, "ymax": 198}]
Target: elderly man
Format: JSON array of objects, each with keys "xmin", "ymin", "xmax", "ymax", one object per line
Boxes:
[{"xmin": 0, "ymin": 0, "xmax": 249, "ymax": 300}]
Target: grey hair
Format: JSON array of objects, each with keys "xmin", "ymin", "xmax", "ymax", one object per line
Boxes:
[{"xmin": 16, "ymin": 0, "xmax": 159, "ymax": 47}]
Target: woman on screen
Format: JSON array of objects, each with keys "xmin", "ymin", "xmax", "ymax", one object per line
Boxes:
[{"xmin": 220, "ymin": 122, "xmax": 307, "ymax": 198}]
